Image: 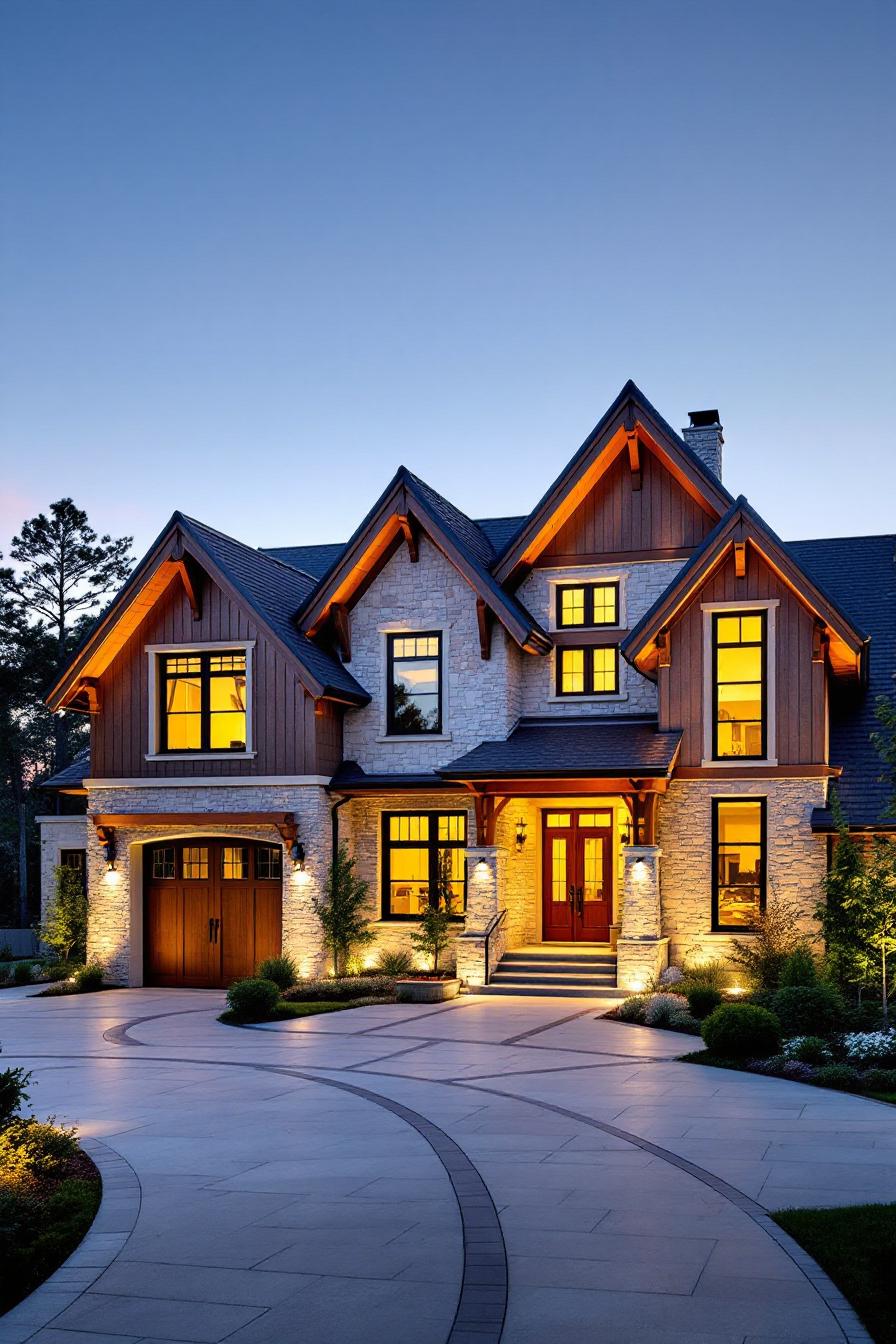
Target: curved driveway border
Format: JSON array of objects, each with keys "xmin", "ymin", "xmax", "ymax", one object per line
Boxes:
[{"xmin": 1, "ymin": 1137, "xmax": 141, "ymax": 1344}]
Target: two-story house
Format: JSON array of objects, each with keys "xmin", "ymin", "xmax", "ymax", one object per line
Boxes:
[{"xmin": 40, "ymin": 382, "xmax": 896, "ymax": 995}]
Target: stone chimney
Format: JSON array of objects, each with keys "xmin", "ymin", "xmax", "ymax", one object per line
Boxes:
[{"xmin": 682, "ymin": 408, "xmax": 723, "ymax": 480}]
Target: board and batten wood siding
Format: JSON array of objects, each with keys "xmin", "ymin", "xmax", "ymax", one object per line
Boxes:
[
  {"xmin": 90, "ymin": 570, "xmax": 341, "ymax": 778},
  {"xmin": 538, "ymin": 448, "xmax": 717, "ymax": 563},
  {"xmin": 660, "ymin": 549, "xmax": 827, "ymax": 767}
]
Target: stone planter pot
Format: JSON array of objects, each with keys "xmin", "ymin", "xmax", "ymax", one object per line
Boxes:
[{"xmin": 395, "ymin": 978, "xmax": 461, "ymax": 1004}]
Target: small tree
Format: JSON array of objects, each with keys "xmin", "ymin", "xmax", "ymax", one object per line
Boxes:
[
  {"xmin": 409, "ymin": 849, "xmax": 455, "ymax": 973},
  {"xmin": 730, "ymin": 884, "xmax": 808, "ymax": 990},
  {"xmin": 313, "ymin": 844, "xmax": 374, "ymax": 976},
  {"xmin": 872, "ymin": 695, "xmax": 896, "ymax": 821},
  {"xmin": 38, "ymin": 864, "xmax": 88, "ymax": 965}
]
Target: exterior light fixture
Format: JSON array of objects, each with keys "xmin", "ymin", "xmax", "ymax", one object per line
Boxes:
[
  {"xmin": 102, "ymin": 837, "xmax": 116, "ymax": 872},
  {"xmin": 474, "ymin": 858, "xmax": 491, "ymax": 879},
  {"xmin": 515, "ymin": 818, "xmax": 527, "ymax": 852},
  {"xmin": 619, "ymin": 817, "xmax": 633, "ymax": 846},
  {"xmin": 290, "ymin": 840, "xmax": 306, "ymax": 873}
]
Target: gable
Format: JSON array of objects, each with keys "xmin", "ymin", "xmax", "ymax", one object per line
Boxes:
[{"xmin": 538, "ymin": 443, "xmax": 718, "ymax": 564}]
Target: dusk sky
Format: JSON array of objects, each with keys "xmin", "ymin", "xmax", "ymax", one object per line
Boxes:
[{"xmin": 1, "ymin": 0, "xmax": 893, "ymax": 561}]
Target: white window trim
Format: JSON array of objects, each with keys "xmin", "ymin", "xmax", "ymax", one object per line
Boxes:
[
  {"xmin": 377, "ymin": 623, "xmax": 450, "ymax": 742},
  {"xmin": 701, "ymin": 600, "xmax": 778, "ymax": 768},
  {"xmin": 145, "ymin": 640, "xmax": 256, "ymax": 761},
  {"xmin": 544, "ymin": 570, "xmax": 627, "ymax": 633}
]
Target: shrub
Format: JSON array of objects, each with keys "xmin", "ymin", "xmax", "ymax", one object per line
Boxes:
[
  {"xmin": 768, "ymin": 984, "xmax": 846, "ymax": 1035},
  {"xmin": 644, "ymin": 993, "xmax": 689, "ymax": 1027},
  {"xmin": 730, "ymin": 890, "xmax": 807, "ymax": 990},
  {"xmin": 313, "ymin": 843, "xmax": 374, "ymax": 976},
  {"xmin": 813, "ymin": 1063, "xmax": 862, "ymax": 1091},
  {"xmin": 658, "ymin": 965, "xmax": 684, "ymax": 987},
  {"xmin": 73, "ymin": 962, "xmax": 104, "ymax": 992},
  {"xmin": 255, "ymin": 956, "xmax": 298, "ymax": 991},
  {"xmin": 783, "ymin": 1035, "xmax": 833, "ymax": 1066},
  {"xmin": 841, "ymin": 1029, "xmax": 896, "ymax": 1065},
  {"xmin": 779, "ymin": 945, "xmax": 820, "ymax": 987},
  {"xmin": 0, "ymin": 1067, "xmax": 30, "ymax": 1126},
  {"xmin": 780, "ymin": 1060, "xmax": 818, "ymax": 1082},
  {"xmin": 282, "ymin": 975, "xmax": 394, "ymax": 1003},
  {"xmin": 701, "ymin": 1003, "xmax": 782, "ymax": 1059},
  {"xmin": 375, "ymin": 950, "xmax": 413, "ymax": 977},
  {"xmin": 861, "ymin": 1067, "xmax": 896, "ymax": 1092},
  {"xmin": 667, "ymin": 1006, "xmax": 701, "ymax": 1033},
  {"xmin": 38, "ymin": 865, "xmax": 89, "ymax": 965},
  {"xmin": 0, "ymin": 1118, "xmax": 79, "ymax": 1186},
  {"xmin": 0, "ymin": 944, "xmax": 12, "ymax": 961},
  {"xmin": 680, "ymin": 957, "xmax": 728, "ymax": 993},
  {"xmin": 747, "ymin": 1054, "xmax": 789, "ymax": 1075},
  {"xmin": 11, "ymin": 962, "xmax": 33, "ymax": 987},
  {"xmin": 687, "ymin": 986, "xmax": 723, "ymax": 1019},
  {"xmin": 225, "ymin": 978, "xmax": 281, "ymax": 1021},
  {"xmin": 617, "ymin": 995, "xmax": 647, "ymax": 1023}
]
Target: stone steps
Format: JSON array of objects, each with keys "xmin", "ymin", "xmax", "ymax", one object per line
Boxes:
[{"xmin": 477, "ymin": 945, "xmax": 623, "ymax": 998}]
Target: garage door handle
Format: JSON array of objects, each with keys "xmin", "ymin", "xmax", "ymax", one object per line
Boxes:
[
  {"xmin": 213, "ymin": 918, "xmax": 220, "ymax": 944},
  {"xmin": 208, "ymin": 918, "xmax": 215, "ymax": 944}
]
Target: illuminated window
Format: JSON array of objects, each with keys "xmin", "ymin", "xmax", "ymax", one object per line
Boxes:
[
  {"xmin": 713, "ymin": 799, "xmax": 765, "ymax": 930},
  {"xmin": 713, "ymin": 613, "xmax": 766, "ymax": 759},
  {"xmin": 557, "ymin": 646, "xmax": 618, "ymax": 696},
  {"xmin": 556, "ymin": 582, "xmax": 618, "ymax": 629},
  {"xmin": 221, "ymin": 846, "xmax": 249, "ymax": 880},
  {"xmin": 382, "ymin": 811, "xmax": 466, "ymax": 919},
  {"xmin": 182, "ymin": 847, "xmax": 209, "ymax": 880},
  {"xmin": 387, "ymin": 633, "xmax": 442, "ymax": 735},
  {"xmin": 256, "ymin": 846, "xmax": 282, "ymax": 880},
  {"xmin": 159, "ymin": 650, "xmax": 247, "ymax": 753}
]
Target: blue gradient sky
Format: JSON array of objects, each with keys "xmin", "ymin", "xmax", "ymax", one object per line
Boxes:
[{"xmin": 1, "ymin": 0, "xmax": 894, "ymax": 558}]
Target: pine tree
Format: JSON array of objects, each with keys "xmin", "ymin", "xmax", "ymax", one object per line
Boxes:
[{"xmin": 313, "ymin": 843, "xmax": 374, "ymax": 976}]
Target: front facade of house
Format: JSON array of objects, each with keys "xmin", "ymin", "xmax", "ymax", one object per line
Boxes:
[{"xmin": 41, "ymin": 383, "xmax": 896, "ymax": 993}]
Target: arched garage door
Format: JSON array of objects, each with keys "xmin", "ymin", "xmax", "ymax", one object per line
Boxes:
[{"xmin": 144, "ymin": 839, "xmax": 283, "ymax": 988}]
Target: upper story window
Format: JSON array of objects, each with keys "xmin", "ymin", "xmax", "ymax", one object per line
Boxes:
[
  {"xmin": 160, "ymin": 650, "xmax": 247, "ymax": 753},
  {"xmin": 713, "ymin": 798, "xmax": 766, "ymax": 930},
  {"xmin": 556, "ymin": 582, "xmax": 619, "ymax": 629},
  {"xmin": 712, "ymin": 612, "xmax": 766, "ymax": 759},
  {"xmin": 557, "ymin": 645, "xmax": 618, "ymax": 697},
  {"xmin": 387, "ymin": 633, "xmax": 442, "ymax": 735}
]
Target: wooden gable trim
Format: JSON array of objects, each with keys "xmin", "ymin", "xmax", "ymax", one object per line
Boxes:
[
  {"xmin": 397, "ymin": 513, "xmax": 420, "ymax": 563},
  {"xmin": 495, "ymin": 397, "xmax": 729, "ymax": 584},
  {"xmin": 169, "ymin": 533, "xmax": 204, "ymax": 621},
  {"xmin": 476, "ymin": 598, "xmax": 492, "ymax": 661}
]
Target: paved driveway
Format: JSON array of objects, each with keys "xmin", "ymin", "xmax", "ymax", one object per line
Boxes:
[{"xmin": 2, "ymin": 987, "xmax": 892, "ymax": 1344}]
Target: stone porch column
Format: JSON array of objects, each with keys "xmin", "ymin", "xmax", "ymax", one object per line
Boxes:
[
  {"xmin": 456, "ymin": 845, "xmax": 507, "ymax": 987},
  {"xmin": 616, "ymin": 844, "xmax": 670, "ymax": 992}
]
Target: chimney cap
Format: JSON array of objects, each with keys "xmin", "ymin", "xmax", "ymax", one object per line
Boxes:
[{"xmin": 687, "ymin": 408, "xmax": 721, "ymax": 428}]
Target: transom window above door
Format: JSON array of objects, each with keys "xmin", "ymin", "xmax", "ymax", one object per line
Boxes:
[
  {"xmin": 387, "ymin": 633, "xmax": 442, "ymax": 735},
  {"xmin": 158, "ymin": 649, "xmax": 248, "ymax": 753},
  {"xmin": 556, "ymin": 582, "xmax": 619, "ymax": 629}
]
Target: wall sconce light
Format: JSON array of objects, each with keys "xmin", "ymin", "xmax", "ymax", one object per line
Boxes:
[
  {"xmin": 290, "ymin": 840, "xmax": 306, "ymax": 873},
  {"xmin": 473, "ymin": 858, "xmax": 491, "ymax": 880},
  {"xmin": 619, "ymin": 817, "xmax": 633, "ymax": 846},
  {"xmin": 515, "ymin": 818, "xmax": 527, "ymax": 852},
  {"xmin": 102, "ymin": 836, "xmax": 116, "ymax": 872}
]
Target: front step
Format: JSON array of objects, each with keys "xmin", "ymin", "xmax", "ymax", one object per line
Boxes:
[{"xmin": 479, "ymin": 944, "xmax": 623, "ymax": 998}]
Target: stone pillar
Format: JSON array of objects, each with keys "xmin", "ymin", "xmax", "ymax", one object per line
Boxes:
[
  {"xmin": 456, "ymin": 845, "xmax": 507, "ymax": 987},
  {"xmin": 616, "ymin": 844, "xmax": 670, "ymax": 992}
]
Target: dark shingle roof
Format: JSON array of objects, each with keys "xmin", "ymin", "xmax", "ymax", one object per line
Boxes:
[
  {"xmin": 329, "ymin": 762, "xmax": 455, "ymax": 792},
  {"xmin": 178, "ymin": 516, "xmax": 369, "ymax": 703},
  {"xmin": 261, "ymin": 542, "xmax": 347, "ymax": 579},
  {"xmin": 788, "ymin": 534, "xmax": 896, "ymax": 829},
  {"xmin": 43, "ymin": 747, "xmax": 90, "ymax": 791},
  {"xmin": 475, "ymin": 516, "xmax": 527, "ymax": 555},
  {"xmin": 438, "ymin": 716, "xmax": 682, "ymax": 779}
]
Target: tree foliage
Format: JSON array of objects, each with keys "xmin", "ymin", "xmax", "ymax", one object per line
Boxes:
[
  {"xmin": 37, "ymin": 865, "xmax": 88, "ymax": 965},
  {"xmin": 313, "ymin": 843, "xmax": 374, "ymax": 976},
  {"xmin": 872, "ymin": 695, "xmax": 896, "ymax": 822},
  {"xmin": 409, "ymin": 848, "xmax": 455, "ymax": 972},
  {"xmin": 730, "ymin": 886, "xmax": 809, "ymax": 990}
]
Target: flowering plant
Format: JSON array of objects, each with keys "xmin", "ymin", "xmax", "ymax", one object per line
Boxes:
[{"xmin": 840, "ymin": 1030, "xmax": 896, "ymax": 1064}]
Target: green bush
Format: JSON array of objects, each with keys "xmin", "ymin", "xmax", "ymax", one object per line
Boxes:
[
  {"xmin": 617, "ymin": 995, "xmax": 647, "ymax": 1023},
  {"xmin": 861, "ymin": 1067, "xmax": 896, "ymax": 1092},
  {"xmin": 11, "ymin": 962, "xmax": 34, "ymax": 987},
  {"xmin": 255, "ymin": 956, "xmax": 298, "ymax": 991},
  {"xmin": 787, "ymin": 1035, "xmax": 833, "ymax": 1066},
  {"xmin": 0, "ymin": 1176, "xmax": 100, "ymax": 1314},
  {"xmin": 0, "ymin": 1118, "xmax": 79, "ymax": 1184},
  {"xmin": 644, "ymin": 992, "xmax": 689, "ymax": 1027},
  {"xmin": 225, "ymin": 978, "xmax": 281, "ymax": 1021},
  {"xmin": 813, "ymin": 1064, "xmax": 862, "ymax": 1091},
  {"xmin": 768, "ymin": 984, "xmax": 846, "ymax": 1035},
  {"xmin": 687, "ymin": 986, "xmax": 723, "ymax": 1019},
  {"xmin": 680, "ymin": 957, "xmax": 728, "ymax": 993},
  {"xmin": 0, "ymin": 1066, "xmax": 31, "ymax": 1126},
  {"xmin": 778, "ymin": 946, "xmax": 820, "ymax": 987},
  {"xmin": 375, "ymin": 950, "xmax": 413, "ymax": 977},
  {"xmin": 73, "ymin": 963, "xmax": 104, "ymax": 992},
  {"xmin": 282, "ymin": 975, "xmax": 394, "ymax": 1003},
  {"xmin": 701, "ymin": 1003, "xmax": 782, "ymax": 1059}
]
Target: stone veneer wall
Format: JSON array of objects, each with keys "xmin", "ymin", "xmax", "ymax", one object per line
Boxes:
[
  {"xmin": 342, "ymin": 536, "xmax": 521, "ymax": 773},
  {"xmin": 658, "ymin": 777, "xmax": 828, "ymax": 968},
  {"xmin": 85, "ymin": 784, "xmax": 332, "ymax": 984},
  {"xmin": 37, "ymin": 815, "xmax": 89, "ymax": 926},
  {"xmin": 516, "ymin": 560, "xmax": 685, "ymax": 717}
]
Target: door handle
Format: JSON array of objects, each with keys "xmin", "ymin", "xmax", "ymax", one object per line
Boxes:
[
  {"xmin": 208, "ymin": 918, "xmax": 215, "ymax": 944},
  {"xmin": 213, "ymin": 918, "xmax": 221, "ymax": 944},
  {"xmin": 576, "ymin": 887, "xmax": 584, "ymax": 917},
  {"xmin": 568, "ymin": 885, "xmax": 576, "ymax": 902}
]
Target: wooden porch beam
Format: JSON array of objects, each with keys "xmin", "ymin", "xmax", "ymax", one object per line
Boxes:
[
  {"xmin": 90, "ymin": 812, "xmax": 297, "ymax": 831},
  {"xmin": 626, "ymin": 429, "xmax": 642, "ymax": 491},
  {"xmin": 476, "ymin": 598, "xmax": 492, "ymax": 661}
]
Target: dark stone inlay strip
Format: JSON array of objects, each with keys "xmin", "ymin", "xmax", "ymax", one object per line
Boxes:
[{"xmin": 103, "ymin": 1006, "xmax": 218, "ymax": 1045}]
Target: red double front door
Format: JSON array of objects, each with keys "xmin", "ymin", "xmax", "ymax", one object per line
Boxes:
[{"xmin": 541, "ymin": 810, "xmax": 613, "ymax": 942}]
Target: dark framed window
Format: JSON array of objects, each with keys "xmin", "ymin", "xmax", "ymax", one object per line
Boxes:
[
  {"xmin": 149, "ymin": 846, "xmax": 176, "ymax": 880},
  {"xmin": 712, "ymin": 611, "xmax": 766, "ymax": 760},
  {"xmin": 182, "ymin": 846, "xmax": 209, "ymax": 880},
  {"xmin": 556, "ymin": 582, "xmax": 619, "ymax": 629},
  {"xmin": 381, "ymin": 811, "xmax": 466, "ymax": 920},
  {"xmin": 386, "ymin": 633, "xmax": 442, "ymax": 735},
  {"xmin": 159, "ymin": 650, "xmax": 247, "ymax": 753},
  {"xmin": 556, "ymin": 645, "xmax": 618, "ymax": 696},
  {"xmin": 60, "ymin": 849, "xmax": 87, "ymax": 890},
  {"xmin": 221, "ymin": 846, "xmax": 249, "ymax": 880},
  {"xmin": 712, "ymin": 797, "xmax": 766, "ymax": 931},
  {"xmin": 256, "ymin": 846, "xmax": 282, "ymax": 880}
]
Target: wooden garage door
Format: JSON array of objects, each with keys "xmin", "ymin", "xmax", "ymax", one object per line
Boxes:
[{"xmin": 144, "ymin": 839, "xmax": 283, "ymax": 988}]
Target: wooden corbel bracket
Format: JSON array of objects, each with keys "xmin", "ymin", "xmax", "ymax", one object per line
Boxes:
[
  {"xmin": 626, "ymin": 430, "xmax": 642, "ymax": 491},
  {"xmin": 169, "ymin": 535, "xmax": 203, "ymax": 621},
  {"xmin": 476, "ymin": 598, "xmax": 492, "ymax": 661},
  {"xmin": 397, "ymin": 513, "xmax": 420, "ymax": 563}
]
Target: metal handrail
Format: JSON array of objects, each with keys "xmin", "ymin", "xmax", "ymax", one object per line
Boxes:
[{"xmin": 483, "ymin": 908, "xmax": 508, "ymax": 987}]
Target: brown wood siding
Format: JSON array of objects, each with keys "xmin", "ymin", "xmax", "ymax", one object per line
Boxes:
[
  {"xmin": 661, "ymin": 549, "xmax": 828, "ymax": 767},
  {"xmin": 538, "ymin": 449, "xmax": 716, "ymax": 562},
  {"xmin": 90, "ymin": 570, "xmax": 334, "ymax": 778}
]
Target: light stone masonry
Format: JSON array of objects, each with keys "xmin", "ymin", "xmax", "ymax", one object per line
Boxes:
[{"xmin": 37, "ymin": 815, "xmax": 89, "ymax": 926}]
